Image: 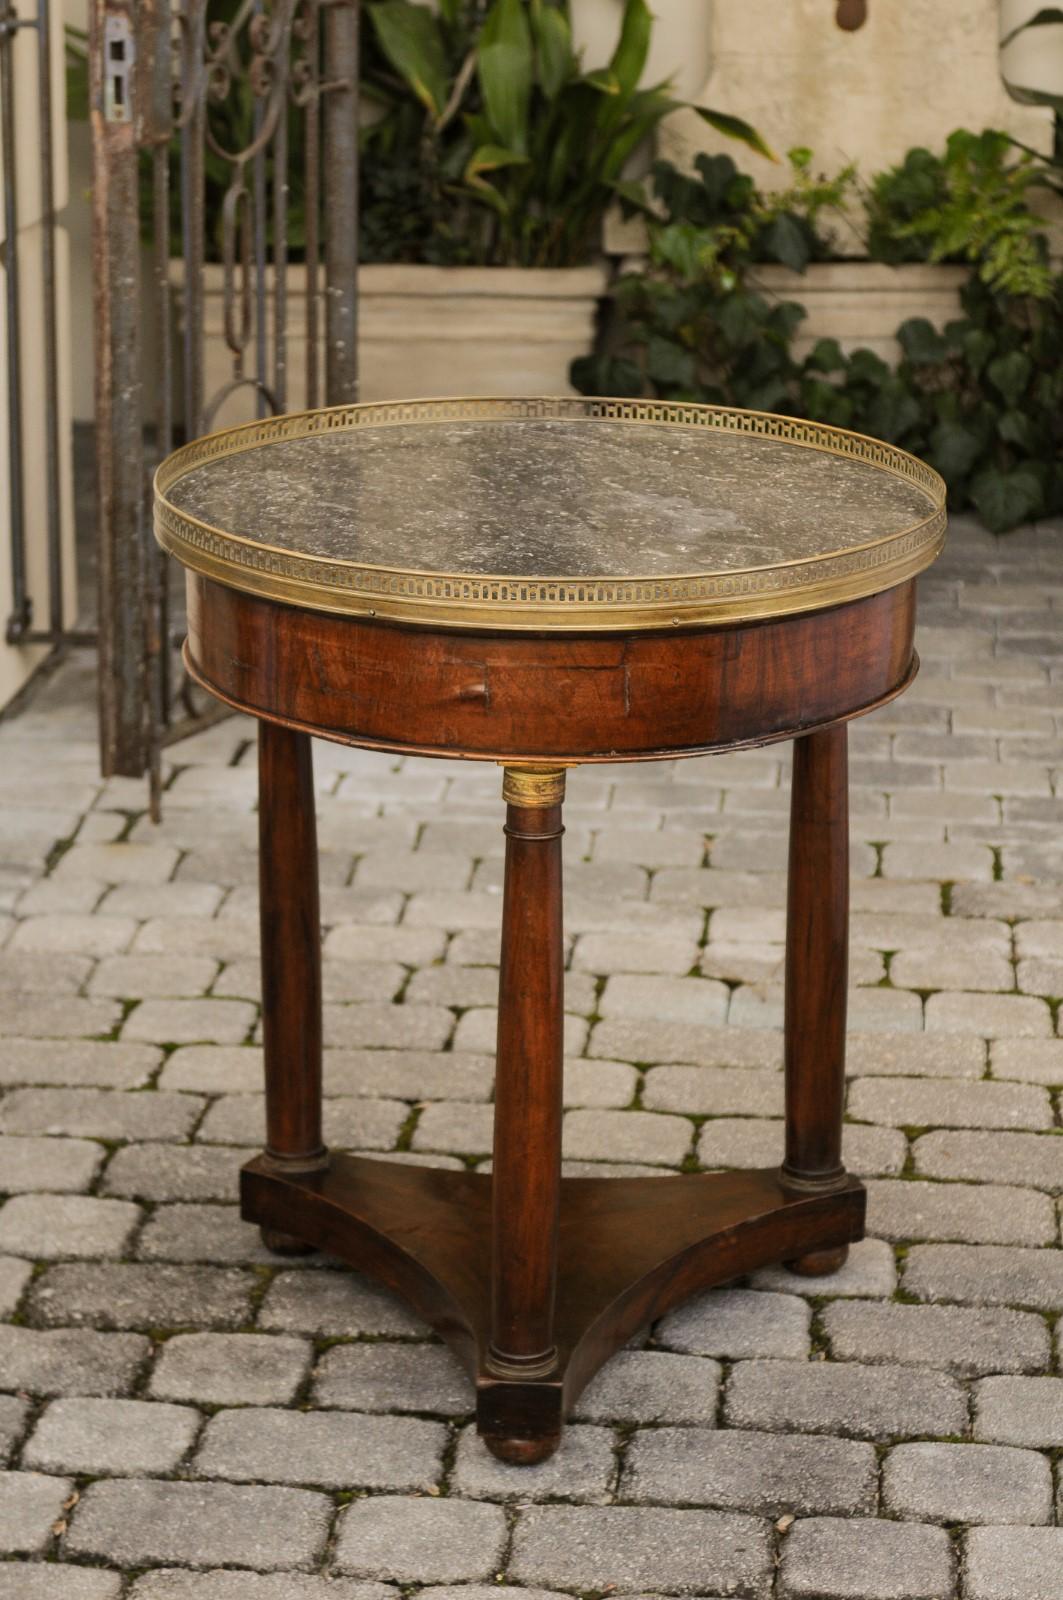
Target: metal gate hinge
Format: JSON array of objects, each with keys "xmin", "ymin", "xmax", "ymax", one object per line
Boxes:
[{"xmin": 103, "ymin": 14, "xmax": 134, "ymax": 123}]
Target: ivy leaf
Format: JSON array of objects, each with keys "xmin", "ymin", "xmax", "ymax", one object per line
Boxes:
[
  {"xmin": 970, "ymin": 467, "xmax": 1044, "ymax": 533},
  {"xmin": 570, "ymin": 353, "xmax": 644, "ymax": 397},
  {"xmin": 846, "ymin": 347, "xmax": 891, "ymax": 387},
  {"xmin": 805, "ymin": 337, "xmax": 846, "ymax": 374},
  {"xmin": 864, "ymin": 382, "xmax": 922, "ymax": 442},
  {"xmin": 759, "ymin": 212, "xmax": 811, "ymax": 272},
  {"xmin": 897, "ymin": 318, "xmax": 948, "ymax": 365},
  {"xmin": 646, "ymin": 335, "xmax": 697, "ymax": 388},
  {"xmin": 986, "ymin": 350, "xmax": 1032, "ymax": 407},
  {"xmin": 929, "ymin": 418, "xmax": 981, "ymax": 482},
  {"xmin": 997, "ymin": 408, "xmax": 1035, "ymax": 448}
]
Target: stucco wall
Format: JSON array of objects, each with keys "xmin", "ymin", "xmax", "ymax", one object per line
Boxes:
[{"xmin": 0, "ymin": 0, "xmax": 77, "ymax": 708}]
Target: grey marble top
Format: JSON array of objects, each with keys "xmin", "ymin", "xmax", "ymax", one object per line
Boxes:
[{"xmin": 166, "ymin": 416, "xmax": 933, "ymax": 579}]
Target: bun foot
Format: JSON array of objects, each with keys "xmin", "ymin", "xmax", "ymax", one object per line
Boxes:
[
  {"xmin": 260, "ymin": 1225, "xmax": 315, "ymax": 1256},
  {"xmin": 785, "ymin": 1244, "xmax": 849, "ymax": 1278},
  {"xmin": 483, "ymin": 1433, "xmax": 561, "ymax": 1465}
]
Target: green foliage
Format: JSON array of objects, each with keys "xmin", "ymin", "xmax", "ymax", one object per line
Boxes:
[
  {"xmin": 865, "ymin": 130, "xmax": 1053, "ymax": 298},
  {"xmin": 361, "ymin": 0, "xmax": 771, "ymax": 267},
  {"xmin": 574, "ymin": 140, "xmax": 1063, "ymax": 534}
]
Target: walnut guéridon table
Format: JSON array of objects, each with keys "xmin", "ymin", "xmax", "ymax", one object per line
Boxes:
[{"xmin": 154, "ymin": 395, "xmax": 946, "ymax": 1462}]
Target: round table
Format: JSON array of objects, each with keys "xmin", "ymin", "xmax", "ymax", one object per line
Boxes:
[{"xmin": 155, "ymin": 395, "xmax": 946, "ymax": 1462}]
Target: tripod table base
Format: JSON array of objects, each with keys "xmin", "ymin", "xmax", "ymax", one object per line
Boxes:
[{"xmin": 242, "ymin": 1152, "xmax": 865, "ymax": 1462}]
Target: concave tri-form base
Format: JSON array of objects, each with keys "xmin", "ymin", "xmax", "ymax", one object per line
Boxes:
[{"xmin": 242, "ymin": 1153, "xmax": 865, "ymax": 1462}]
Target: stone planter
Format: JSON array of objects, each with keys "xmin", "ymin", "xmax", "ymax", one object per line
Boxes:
[
  {"xmin": 750, "ymin": 261, "xmax": 970, "ymax": 365},
  {"xmin": 171, "ymin": 262, "xmax": 610, "ymax": 427}
]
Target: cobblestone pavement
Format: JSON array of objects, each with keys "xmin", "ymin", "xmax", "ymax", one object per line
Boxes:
[{"xmin": 0, "ymin": 514, "xmax": 1060, "ymax": 1599}]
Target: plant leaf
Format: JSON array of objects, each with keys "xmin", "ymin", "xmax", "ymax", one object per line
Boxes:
[
  {"xmin": 608, "ymin": 0, "xmax": 653, "ymax": 100},
  {"xmin": 464, "ymin": 143, "xmax": 531, "ymax": 180},
  {"xmin": 929, "ymin": 418, "xmax": 981, "ymax": 482},
  {"xmin": 692, "ymin": 107, "xmax": 776, "ymax": 162},
  {"xmin": 1001, "ymin": 6, "xmax": 1063, "ymax": 48},
  {"xmin": 368, "ymin": 0, "xmax": 450, "ymax": 121},
  {"xmin": 986, "ymin": 350, "xmax": 1032, "ymax": 407},
  {"xmin": 530, "ymin": 0, "xmax": 574, "ymax": 99},
  {"xmin": 477, "ymin": 0, "xmax": 534, "ymax": 155},
  {"xmin": 970, "ymin": 466, "xmax": 1044, "ymax": 532}
]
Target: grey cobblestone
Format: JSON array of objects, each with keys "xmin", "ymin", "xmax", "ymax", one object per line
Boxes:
[
  {"xmin": 750, "ymin": 1238, "xmax": 898, "ymax": 1298},
  {"xmin": 562, "ymin": 1108, "xmax": 693, "ymax": 1166},
  {"xmin": 312, "ymin": 1341, "xmax": 473, "ymax": 1415},
  {"xmin": 778, "ymin": 1516, "xmax": 953, "ymax": 1600},
  {"xmin": 122, "ymin": 997, "xmax": 256, "ymax": 1045},
  {"xmin": 0, "ymin": 1193, "xmax": 141, "ymax": 1259},
  {"xmin": 822, "ymin": 1299, "xmax": 1050, "ymax": 1376},
  {"xmin": 643, "ymin": 1064, "xmax": 782, "ymax": 1117},
  {"xmin": 451, "ymin": 1422, "xmax": 615, "ymax": 1502},
  {"xmin": 194, "ymin": 1405, "xmax": 445, "ymax": 1490},
  {"xmin": 883, "ymin": 1440, "xmax": 1051, "ymax": 1525},
  {"xmin": 0, "ymin": 1039, "xmax": 159, "ymax": 1088},
  {"xmin": 974, "ymin": 1376, "xmax": 1063, "ymax": 1445},
  {"xmin": 0, "ymin": 1134, "xmax": 103, "ymax": 1194},
  {"xmin": 29, "ymin": 1262, "xmax": 255, "ymax": 1330},
  {"xmin": 864, "ymin": 1178, "xmax": 1056, "ymax": 1245},
  {"xmin": 156, "ymin": 1044, "xmax": 263, "ymax": 1093},
  {"xmin": 0, "ymin": 1086, "xmax": 204, "ymax": 1142},
  {"xmin": 136, "ymin": 1203, "xmax": 283, "ymax": 1265},
  {"xmin": 89, "ymin": 954, "xmax": 219, "ymax": 998},
  {"xmin": 0, "ymin": 994, "xmax": 121, "ymax": 1037},
  {"xmin": 657, "ymin": 1288, "xmax": 810, "ymax": 1360},
  {"xmin": 624, "ymin": 1426, "xmax": 877, "ymax": 1516},
  {"xmin": 334, "ymin": 1496, "xmax": 507, "ymax": 1582},
  {"xmin": 323, "ymin": 1001, "xmax": 454, "ymax": 1051},
  {"xmin": 0, "ymin": 1325, "xmax": 149, "ymax": 1396},
  {"xmin": 150, "ymin": 1333, "xmax": 312, "ymax": 1406},
  {"xmin": 101, "ymin": 1143, "xmax": 240, "ymax": 1202},
  {"xmin": 0, "ymin": 1564, "xmax": 121, "ymax": 1599},
  {"xmin": 66, "ymin": 1479, "xmax": 332, "ymax": 1570},
  {"xmin": 0, "ymin": 1469, "xmax": 73, "ymax": 1554},
  {"xmin": 23, "ymin": 1396, "xmax": 200, "ymax": 1475},
  {"xmin": 128, "ymin": 1578, "xmax": 393, "ymax": 1600},
  {"xmin": 573, "ymin": 1349, "xmax": 721, "ymax": 1425},
  {"xmin": 964, "ymin": 1527, "xmax": 1063, "ymax": 1600},
  {"xmin": 848, "ymin": 1077, "xmax": 1052, "ymax": 1130},
  {"xmin": 724, "ymin": 1359, "xmax": 968, "ymax": 1440},
  {"xmin": 903, "ymin": 1243, "xmax": 1063, "ymax": 1310},
  {"xmin": 509, "ymin": 1503, "xmax": 772, "ymax": 1596},
  {"xmin": 258, "ymin": 1268, "xmax": 427, "ymax": 1337},
  {"xmin": 992, "ymin": 1038, "xmax": 1063, "ymax": 1083},
  {"xmin": 913, "ymin": 1130, "xmax": 1063, "ymax": 1191},
  {"xmin": 924, "ymin": 991, "xmax": 1053, "ymax": 1038},
  {"xmin": 600, "ymin": 973, "xmax": 730, "ymax": 1025}
]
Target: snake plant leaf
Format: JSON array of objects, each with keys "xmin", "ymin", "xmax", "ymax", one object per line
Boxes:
[
  {"xmin": 608, "ymin": 0, "xmax": 653, "ymax": 100},
  {"xmin": 609, "ymin": 178, "xmax": 656, "ymax": 216},
  {"xmin": 368, "ymin": 0, "xmax": 450, "ymax": 121},
  {"xmin": 530, "ymin": 0, "xmax": 575, "ymax": 99},
  {"xmin": 478, "ymin": 0, "xmax": 535, "ymax": 155},
  {"xmin": 583, "ymin": 67, "xmax": 621, "ymax": 95},
  {"xmin": 1000, "ymin": 6, "xmax": 1063, "ymax": 48},
  {"xmin": 692, "ymin": 107, "xmax": 777, "ymax": 162},
  {"xmin": 465, "ymin": 144, "xmax": 533, "ymax": 180}
]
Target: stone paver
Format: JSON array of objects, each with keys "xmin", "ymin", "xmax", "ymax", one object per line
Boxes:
[
  {"xmin": 882, "ymin": 1441, "xmax": 1052, "ymax": 1525},
  {"xmin": 509, "ymin": 1503, "xmax": 772, "ymax": 1596},
  {"xmin": 624, "ymin": 1426, "xmax": 877, "ymax": 1515},
  {"xmin": 66, "ymin": 1479, "xmax": 331, "ymax": 1570},
  {"xmin": 334, "ymin": 1496, "xmax": 507, "ymax": 1582},
  {"xmin": 194, "ymin": 1406, "xmax": 446, "ymax": 1490},
  {"xmin": 1, "ymin": 519, "xmax": 1061, "ymax": 1590},
  {"xmin": 23, "ymin": 1396, "xmax": 200, "ymax": 1475},
  {"xmin": 964, "ymin": 1528, "xmax": 1063, "ymax": 1600},
  {"xmin": 0, "ymin": 1469, "xmax": 73, "ymax": 1554},
  {"xmin": 778, "ymin": 1516, "xmax": 953, "ymax": 1600}
]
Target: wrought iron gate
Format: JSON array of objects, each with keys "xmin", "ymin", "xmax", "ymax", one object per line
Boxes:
[{"xmin": 90, "ymin": 0, "xmax": 360, "ymax": 799}]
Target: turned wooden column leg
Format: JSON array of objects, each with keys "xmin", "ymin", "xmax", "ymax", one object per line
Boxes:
[
  {"xmin": 257, "ymin": 721, "xmax": 328, "ymax": 1253},
  {"xmin": 485, "ymin": 765, "xmax": 566, "ymax": 1461},
  {"xmin": 783, "ymin": 723, "xmax": 851, "ymax": 1277}
]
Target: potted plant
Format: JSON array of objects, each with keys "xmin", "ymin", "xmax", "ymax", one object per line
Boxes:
[{"xmin": 351, "ymin": 0, "xmax": 768, "ymax": 401}]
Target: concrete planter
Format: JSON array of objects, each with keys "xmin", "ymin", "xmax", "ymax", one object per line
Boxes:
[
  {"xmin": 750, "ymin": 261, "xmax": 970, "ymax": 365},
  {"xmin": 173, "ymin": 261, "xmax": 610, "ymax": 426}
]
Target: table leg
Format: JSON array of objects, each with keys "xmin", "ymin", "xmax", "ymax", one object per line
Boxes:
[
  {"xmin": 257, "ymin": 721, "xmax": 328, "ymax": 1252},
  {"xmin": 783, "ymin": 723, "xmax": 851, "ymax": 1277},
  {"xmin": 485, "ymin": 766, "xmax": 566, "ymax": 1460}
]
